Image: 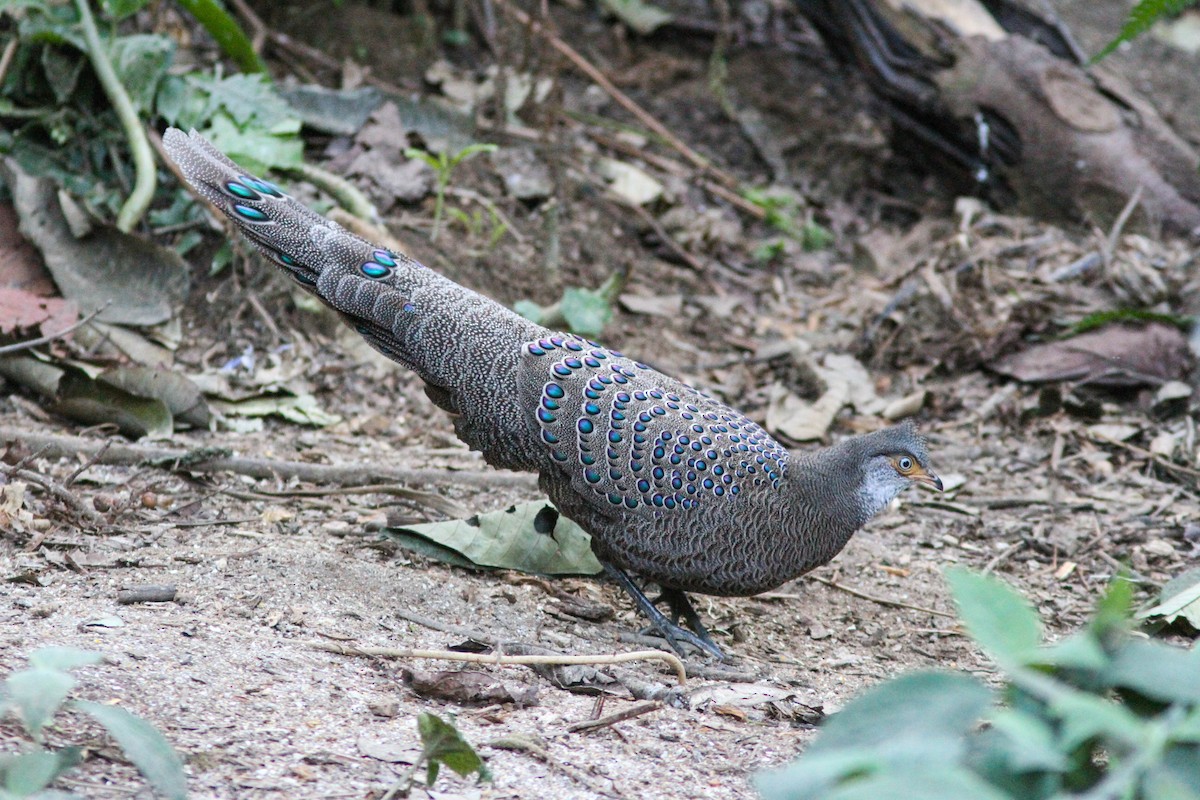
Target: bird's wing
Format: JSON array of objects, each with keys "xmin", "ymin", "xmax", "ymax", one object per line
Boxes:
[{"xmin": 517, "ymin": 333, "xmax": 789, "ymax": 517}]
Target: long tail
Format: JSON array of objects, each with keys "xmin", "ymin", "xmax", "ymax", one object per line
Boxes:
[{"xmin": 163, "ymin": 128, "xmax": 551, "ymax": 470}]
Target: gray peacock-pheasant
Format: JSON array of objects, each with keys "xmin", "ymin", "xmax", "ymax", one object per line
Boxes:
[{"xmin": 164, "ymin": 128, "xmax": 942, "ymax": 661}]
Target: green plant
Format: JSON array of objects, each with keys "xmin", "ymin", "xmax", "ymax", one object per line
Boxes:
[
  {"xmin": 743, "ymin": 187, "xmax": 833, "ymax": 253},
  {"xmin": 404, "ymin": 143, "xmax": 498, "ymax": 241},
  {"xmin": 514, "ymin": 267, "xmax": 627, "ymax": 338},
  {"xmin": 387, "ymin": 713, "xmax": 489, "ymax": 797},
  {"xmin": 1095, "ymin": 0, "xmax": 1200, "ymax": 60},
  {"xmin": 446, "ymin": 203, "xmax": 509, "ymax": 250},
  {"xmin": 758, "ymin": 569, "xmax": 1200, "ymax": 800},
  {"xmin": 0, "ymin": 647, "xmax": 187, "ymax": 799}
]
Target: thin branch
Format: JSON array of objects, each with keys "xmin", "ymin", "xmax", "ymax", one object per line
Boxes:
[
  {"xmin": 0, "ymin": 304, "xmax": 107, "ymax": 356},
  {"xmin": 308, "ymin": 641, "xmax": 687, "ymax": 684},
  {"xmin": 0, "ymin": 427, "xmax": 538, "ymax": 490},
  {"xmin": 808, "ymin": 575, "xmax": 955, "ymax": 618},
  {"xmin": 490, "ymin": 0, "xmax": 737, "ymax": 188}
]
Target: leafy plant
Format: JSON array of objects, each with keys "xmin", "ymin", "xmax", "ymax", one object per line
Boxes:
[
  {"xmin": 1094, "ymin": 0, "xmax": 1199, "ymax": 61},
  {"xmin": 758, "ymin": 568, "xmax": 1200, "ymax": 800},
  {"xmin": 446, "ymin": 204, "xmax": 509, "ymax": 250},
  {"xmin": 404, "ymin": 143, "xmax": 498, "ymax": 241},
  {"xmin": 0, "ymin": 647, "xmax": 188, "ymax": 799},
  {"xmin": 390, "ymin": 713, "xmax": 489, "ymax": 796},
  {"xmin": 514, "ymin": 268, "xmax": 627, "ymax": 338},
  {"xmin": 743, "ymin": 187, "xmax": 832, "ymax": 252}
]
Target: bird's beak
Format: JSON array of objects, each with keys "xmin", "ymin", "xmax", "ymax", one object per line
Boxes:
[{"xmin": 915, "ymin": 470, "xmax": 943, "ymax": 492}]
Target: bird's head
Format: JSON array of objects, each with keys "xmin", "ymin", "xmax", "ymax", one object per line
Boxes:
[{"xmin": 848, "ymin": 419, "xmax": 941, "ymax": 518}]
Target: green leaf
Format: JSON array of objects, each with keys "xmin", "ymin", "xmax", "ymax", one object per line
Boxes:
[
  {"xmin": 1093, "ymin": 0, "xmax": 1198, "ymax": 61},
  {"xmin": 74, "ymin": 701, "xmax": 186, "ymax": 800},
  {"xmin": 559, "ymin": 287, "xmax": 614, "ymax": 338},
  {"xmin": 205, "ymin": 112, "xmax": 303, "ymax": 174},
  {"xmin": 823, "ymin": 767, "xmax": 1012, "ymax": 800},
  {"xmin": 512, "ymin": 299, "xmax": 545, "ymax": 325},
  {"xmin": 173, "ymin": 0, "xmax": 268, "ymax": 74},
  {"xmin": 6, "ymin": 669, "xmax": 75, "ymax": 739},
  {"xmin": 809, "ymin": 671, "xmax": 993, "ymax": 758},
  {"xmin": 446, "ymin": 143, "xmax": 498, "ymax": 169},
  {"xmin": 27, "ymin": 648, "xmax": 102, "ymax": 672},
  {"xmin": 985, "ymin": 708, "xmax": 1067, "ymax": 773},
  {"xmin": 1, "ymin": 748, "xmax": 82, "ymax": 796},
  {"xmin": 389, "ymin": 501, "xmax": 604, "ymax": 576},
  {"xmin": 1105, "ymin": 639, "xmax": 1200, "ymax": 704},
  {"xmin": 946, "ymin": 568, "xmax": 1043, "ymax": 667},
  {"xmin": 1139, "ymin": 567, "xmax": 1200, "ymax": 629},
  {"xmin": 417, "ymin": 713, "xmax": 488, "ymax": 787},
  {"xmin": 100, "ymin": 0, "xmax": 153, "ymax": 19},
  {"xmin": 1051, "ymin": 691, "xmax": 1144, "ymax": 750},
  {"xmin": 1034, "ymin": 630, "xmax": 1109, "ymax": 672},
  {"xmin": 108, "ymin": 34, "xmax": 174, "ymax": 116}
]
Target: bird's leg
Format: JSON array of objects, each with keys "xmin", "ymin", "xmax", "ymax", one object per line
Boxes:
[
  {"xmin": 657, "ymin": 587, "xmax": 721, "ymax": 652},
  {"xmin": 602, "ymin": 563, "xmax": 728, "ymax": 661}
]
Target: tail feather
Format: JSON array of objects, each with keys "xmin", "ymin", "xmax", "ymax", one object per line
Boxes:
[{"xmin": 163, "ymin": 128, "xmax": 552, "ymax": 470}]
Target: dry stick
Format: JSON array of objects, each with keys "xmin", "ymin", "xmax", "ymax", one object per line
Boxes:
[
  {"xmin": 0, "ymin": 305, "xmax": 109, "ymax": 357},
  {"xmin": 0, "ymin": 427, "xmax": 538, "ymax": 490},
  {"xmin": 1101, "ymin": 183, "xmax": 1144, "ymax": 266},
  {"xmin": 566, "ymin": 701, "xmax": 662, "ymax": 733},
  {"xmin": 808, "ymin": 575, "xmax": 955, "ymax": 619},
  {"xmin": 3, "ymin": 466, "xmax": 104, "ymax": 527},
  {"xmin": 981, "ymin": 540, "xmax": 1026, "ymax": 576},
  {"xmin": 308, "ymin": 641, "xmax": 688, "ymax": 685},
  {"xmin": 490, "ymin": 0, "xmax": 736, "ymax": 189},
  {"xmin": 233, "ymin": 483, "xmax": 469, "ymax": 519}
]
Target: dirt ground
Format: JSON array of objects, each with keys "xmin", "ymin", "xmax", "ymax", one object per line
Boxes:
[{"xmin": 3, "ymin": 1, "xmax": 1200, "ymax": 798}]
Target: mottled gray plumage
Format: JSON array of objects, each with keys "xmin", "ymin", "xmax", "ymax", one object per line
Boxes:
[{"xmin": 164, "ymin": 128, "xmax": 940, "ymax": 658}]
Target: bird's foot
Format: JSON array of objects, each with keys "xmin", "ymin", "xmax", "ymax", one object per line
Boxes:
[{"xmin": 604, "ymin": 563, "xmax": 729, "ymax": 662}]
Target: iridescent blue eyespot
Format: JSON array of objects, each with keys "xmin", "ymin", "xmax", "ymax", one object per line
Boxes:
[
  {"xmin": 565, "ymin": 341, "xmax": 583, "ymax": 352},
  {"xmin": 242, "ymin": 176, "xmax": 282, "ymax": 197},
  {"xmin": 578, "ymin": 419, "xmax": 594, "ymax": 434},
  {"xmin": 554, "ymin": 365, "xmax": 571, "ymax": 377},
  {"xmin": 608, "ymin": 431, "xmax": 621, "ymax": 443},
  {"xmin": 581, "ymin": 453, "xmax": 596, "ymax": 465},
  {"xmin": 537, "ymin": 408, "xmax": 556, "ymax": 423},
  {"xmin": 585, "ymin": 403, "xmax": 601, "ymax": 415},
  {"xmin": 529, "ymin": 345, "xmax": 546, "ymax": 356},
  {"xmin": 585, "ymin": 468, "xmax": 601, "ymax": 484},
  {"xmin": 565, "ymin": 358, "xmax": 582, "ymax": 369},
  {"xmin": 607, "ymin": 493, "xmax": 622, "ymax": 506},
  {"xmin": 546, "ymin": 383, "xmax": 565, "ymax": 399},
  {"xmin": 233, "ymin": 204, "xmax": 269, "ymax": 222},
  {"xmin": 403, "ymin": 302, "xmax": 416, "ymax": 313},
  {"xmin": 543, "ymin": 397, "xmax": 559, "ymax": 410},
  {"xmin": 225, "ymin": 181, "xmax": 259, "ymax": 200},
  {"xmin": 585, "ymin": 357, "xmax": 601, "ymax": 368},
  {"xmin": 373, "ymin": 250, "xmax": 396, "ymax": 267},
  {"xmin": 361, "ymin": 262, "xmax": 390, "ymax": 278},
  {"xmin": 542, "ymin": 430, "xmax": 559, "ymax": 444},
  {"xmin": 294, "ymin": 273, "xmax": 316, "ymax": 286}
]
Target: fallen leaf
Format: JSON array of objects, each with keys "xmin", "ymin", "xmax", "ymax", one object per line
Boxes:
[{"xmin": 989, "ymin": 323, "xmax": 1191, "ymax": 387}]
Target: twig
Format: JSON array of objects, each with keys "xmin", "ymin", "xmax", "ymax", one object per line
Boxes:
[
  {"xmin": 1102, "ymin": 183, "xmax": 1144, "ymax": 265},
  {"xmin": 981, "ymin": 540, "xmax": 1025, "ymax": 576},
  {"xmin": 2, "ymin": 466, "xmax": 105, "ymax": 527},
  {"xmin": 0, "ymin": 428, "xmax": 538, "ymax": 490},
  {"xmin": 490, "ymin": 0, "xmax": 736, "ymax": 188},
  {"xmin": 394, "ymin": 607, "xmax": 497, "ymax": 644},
  {"xmin": 237, "ymin": 484, "xmax": 468, "ymax": 519},
  {"xmin": 308, "ymin": 641, "xmax": 687, "ymax": 684},
  {"xmin": 566, "ymin": 701, "xmax": 661, "ymax": 733},
  {"xmin": 0, "ymin": 37, "xmax": 18, "ymax": 87},
  {"xmin": 63, "ymin": 439, "xmax": 111, "ymax": 489},
  {"xmin": 808, "ymin": 575, "xmax": 955, "ymax": 618},
  {"xmin": 625, "ymin": 202, "xmax": 705, "ymax": 272},
  {"xmin": 0, "ymin": 305, "xmax": 108, "ymax": 356},
  {"xmin": 488, "ymin": 735, "xmax": 628, "ymax": 800}
]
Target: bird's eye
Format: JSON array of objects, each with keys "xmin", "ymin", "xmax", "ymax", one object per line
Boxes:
[{"xmin": 896, "ymin": 456, "xmax": 914, "ymax": 473}]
